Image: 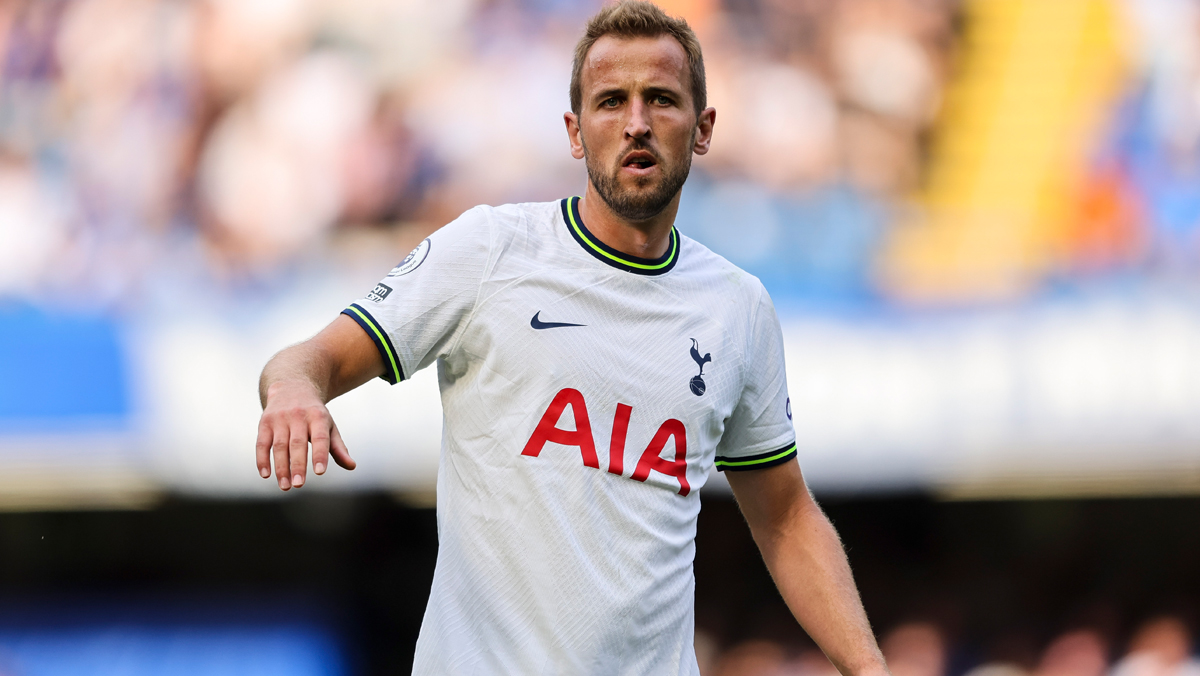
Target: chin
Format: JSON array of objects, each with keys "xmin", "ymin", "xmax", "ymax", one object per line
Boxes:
[{"xmin": 618, "ymin": 172, "xmax": 659, "ymax": 189}]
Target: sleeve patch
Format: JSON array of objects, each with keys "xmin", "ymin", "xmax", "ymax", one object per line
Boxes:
[
  {"xmin": 387, "ymin": 238, "xmax": 431, "ymax": 277},
  {"xmin": 342, "ymin": 303, "xmax": 405, "ymax": 385},
  {"xmin": 367, "ymin": 283, "xmax": 392, "ymax": 302},
  {"xmin": 714, "ymin": 442, "xmax": 797, "ymax": 472}
]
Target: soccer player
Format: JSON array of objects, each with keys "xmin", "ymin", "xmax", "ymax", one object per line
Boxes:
[{"xmin": 256, "ymin": 2, "xmax": 891, "ymax": 674}]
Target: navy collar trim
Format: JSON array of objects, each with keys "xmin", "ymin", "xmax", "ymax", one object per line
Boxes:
[{"xmin": 559, "ymin": 196, "xmax": 679, "ymax": 276}]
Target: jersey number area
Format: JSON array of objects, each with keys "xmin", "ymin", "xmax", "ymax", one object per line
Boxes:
[{"xmin": 520, "ymin": 388, "xmax": 691, "ymax": 496}]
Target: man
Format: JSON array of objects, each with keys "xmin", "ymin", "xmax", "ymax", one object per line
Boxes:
[{"xmin": 256, "ymin": 2, "xmax": 891, "ymax": 674}]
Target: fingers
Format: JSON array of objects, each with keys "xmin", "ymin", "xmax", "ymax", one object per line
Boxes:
[
  {"xmin": 271, "ymin": 420, "xmax": 291, "ymax": 490},
  {"xmin": 258, "ymin": 394, "xmax": 348, "ymax": 490},
  {"xmin": 329, "ymin": 423, "xmax": 356, "ymax": 471},
  {"xmin": 310, "ymin": 415, "xmax": 330, "ymax": 476},
  {"xmin": 255, "ymin": 420, "xmax": 272, "ymax": 479},
  {"xmin": 288, "ymin": 411, "xmax": 309, "ymax": 488}
]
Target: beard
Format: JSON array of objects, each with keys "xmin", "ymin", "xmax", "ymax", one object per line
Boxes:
[{"xmin": 582, "ymin": 135, "xmax": 693, "ymax": 222}]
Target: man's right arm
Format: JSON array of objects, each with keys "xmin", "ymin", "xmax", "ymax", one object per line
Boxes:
[{"xmin": 256, "ymin": 314, "xmax": 385, "ymax": 491}]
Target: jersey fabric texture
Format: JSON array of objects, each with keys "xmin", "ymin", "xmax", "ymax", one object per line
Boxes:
[{"xmin": 343, "ymin": 197, "xmax": 796, "ymax": 676}]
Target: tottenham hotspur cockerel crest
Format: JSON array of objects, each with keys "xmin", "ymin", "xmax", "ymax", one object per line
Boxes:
[{"xmin": 689, "ymin": 339, "xmax": 711, "ymax": 396}]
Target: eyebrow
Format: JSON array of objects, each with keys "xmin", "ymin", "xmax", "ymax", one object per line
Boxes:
[
  {"xmin": 643, "ymin": 86, "xmax": 681, "ymax": 98},
  {"xmin": 592, "ymin": 87, "xmax": 627, "ymax": 102},
  {"xmin": 591, "ymin": 85, "xmax": 683, "ymax": 103}
]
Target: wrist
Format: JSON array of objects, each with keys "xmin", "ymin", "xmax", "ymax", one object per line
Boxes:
[{"xmin": 265, "ymin": 378, "xmax": 322, "ymax": 403}]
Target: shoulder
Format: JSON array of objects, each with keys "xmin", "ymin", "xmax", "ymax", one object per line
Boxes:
[
  {"xmin": 673, "ymin": 232, "xmax": 771, "ymax": 310},
  {"xmin": 448, "ymin": 200, "xmax": 561, "ymax": 242},
  {"xmin": 427, "ymin": 200, "xmax": 557, "ymax": 246},
  {"xmin": 466, "ymin": 200, "xmax": 561, "ymax": 230}
]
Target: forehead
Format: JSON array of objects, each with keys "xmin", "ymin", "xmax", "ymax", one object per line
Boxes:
[{"xmin": 581, "ymin": 34, "xmax": 689, "ymax": 95}]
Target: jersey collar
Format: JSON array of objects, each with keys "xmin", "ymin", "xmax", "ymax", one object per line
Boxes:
[{"xmin": 560, "ymin": 196, "xmax": 680, "ymax": 276}]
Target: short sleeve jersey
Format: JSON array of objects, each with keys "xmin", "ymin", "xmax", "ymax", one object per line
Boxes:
[{"xmin": 343, "ymin": 197, "xmax": 796, "ymax": 676}]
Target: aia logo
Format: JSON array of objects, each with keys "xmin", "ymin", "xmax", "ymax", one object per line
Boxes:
[{"xmin": 521, "ymin": 388, "xmax": 691, "ymax": 496}]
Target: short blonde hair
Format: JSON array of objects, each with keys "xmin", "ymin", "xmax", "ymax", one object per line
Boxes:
[{"xmin": 569, "ymin": 1, "xmax": 707, "ymax": 117}]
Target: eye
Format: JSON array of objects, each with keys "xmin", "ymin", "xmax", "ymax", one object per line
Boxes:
[
  {"xmin": 652, "ymin": 94, "xmax": 673, "ymax": 105},
  {"xmin": 602, "ymin": 97, "xmax": 620, "ymax": 107}
]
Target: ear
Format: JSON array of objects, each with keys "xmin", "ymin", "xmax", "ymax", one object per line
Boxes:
[
  {"xmin": 564, "ymin": 111, "xmax": 586, "ymax": 160},
  {"xmin": 692, "ymin": 107, "xmax": 716, "ymax": 156}
]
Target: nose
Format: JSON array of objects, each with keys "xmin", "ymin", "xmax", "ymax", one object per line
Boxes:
[{"xmin": 624, "ymin": 98, "xmax": 651, "ymax": 140}]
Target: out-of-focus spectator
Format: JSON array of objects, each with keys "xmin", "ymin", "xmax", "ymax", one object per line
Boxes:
[
  {"xmin": 56, "ymin": 0, "xmax": 199, "ymax": 232},
  {"xmin": 881, "ymin": 622, "xmax": 948, "ymax": 676},
  {"xmin": 830, "ymin": 0, "xmax": 945, "ymax": 195},
  {"xmin": 1072, "ymin": 0, "xmax": 1200, "ymax": 276},
  {"xmin": 961, "ymin": 630, "xmax": 1039, "ymax": 676},
  {"xmin": 1065, "ymin": 162, "xmax": 1146, "ymax": 274},
  {"xmin": 1036, "ymin": 630, "xmax": 1110, "ymax": 676},
  {"xmin": 198, "ymin": 51, "xmax": 376, "ymax": 266},
  {"xmin": 340, "ymin": 93, "xmax": 435, "ymax": 226},
  {"xmin": 1, "ymin": 1, "xmax": 66, "ymax": 154},
  {"xmin": 1111, "ymin": 617, "xmax": 1200, "ymax": 676},
  {"xmin": 704, "ymin": 49, "xmax": 840, "ymax": 188},
  {"xmin": 656, "ymin": 0, "xmax": 719, "ymax": 35},
  {"xmin": 193, "ymin": 0, "xmax": 313, "ymax": 104},
  {"xmin": 781, "ymin": 648, "xmax": 840, "ymax": 676},
  {"xmin": 0, "ymin": 0, "xmax": 967, "ymax": 305},
  {"xmin": 402, "ymin": 18, "xmax": 582, "ymax": 217},
  {"xmin": 963, "ymin": 663, "xmax": 1033, "ymax": 676},
  {"xmin": 0, "ymin": 153, "xmax": 66, "ymax": 296},
  {"xmin": 712, "ymin": 639, "xmax": 788, "ymax": 676},
  {"xmin": 311, "ymin": 0, "xmax": 477, "ymax": 90},
  {"xmin": 696, "ymin": 627, "xmax": 720, "ymax": 676},
  {"xmin": 831, "ymin": 0, "xmax": 947, "ymax": 122}
]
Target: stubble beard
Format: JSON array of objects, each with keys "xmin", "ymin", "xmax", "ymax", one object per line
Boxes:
[{"xmin": 582, "ymin": 134, "xmax": 694, "ymax": 222}]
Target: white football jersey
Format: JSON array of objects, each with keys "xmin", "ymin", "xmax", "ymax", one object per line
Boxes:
[{"xmin": 344, "ymin": 197, "xmax": 796, "ymax": 675}]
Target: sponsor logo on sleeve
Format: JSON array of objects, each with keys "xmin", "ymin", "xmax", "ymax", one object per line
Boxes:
[
  {"xmin": 367, "ymin": 283, "xmax": 392, "ymax": 302},
  {"xmin": 387, "ymin": 238, "xmax": 431, "ymax": 277}
]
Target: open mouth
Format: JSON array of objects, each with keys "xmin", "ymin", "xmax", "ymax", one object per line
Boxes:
[{"xmin": 622, "ymin": 151, "xmax": 658, "ymax": 171}]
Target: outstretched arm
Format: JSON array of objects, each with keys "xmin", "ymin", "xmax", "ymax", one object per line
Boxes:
[
  {"xmin": 256, "ymin": 314, "xmax": 384, "ymax": 490},
  {"xmin": 726, "ymin": 460, "xmax": 889, "ymax": 676}
]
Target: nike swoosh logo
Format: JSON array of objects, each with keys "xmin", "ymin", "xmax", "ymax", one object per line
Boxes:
[{"xmin": 531, "ymin": 311, "xmax": 586, "ymax": 330}]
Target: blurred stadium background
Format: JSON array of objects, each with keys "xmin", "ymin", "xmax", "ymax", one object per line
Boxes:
[{"xmin": 1, "ymin": 0, "xmax": 1200, "ymax": 673}]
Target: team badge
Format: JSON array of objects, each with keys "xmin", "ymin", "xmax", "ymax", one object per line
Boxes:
[
  {"xmin": 388, "ymin": 238, "xmax": 431, "ymax": 277},
  {"xmin": 689, "ymin": 338, "xmax": 711, "ymax": 396}
]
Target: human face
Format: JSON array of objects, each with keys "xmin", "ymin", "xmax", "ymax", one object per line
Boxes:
[{"xmin": 566, "ymin": 35, "xmax": 714, "ymax": 222}]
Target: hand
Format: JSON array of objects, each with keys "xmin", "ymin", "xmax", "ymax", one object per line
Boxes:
[{"xmin": 256, "ymin": 379, "xmax": 356, "ymax": 490}]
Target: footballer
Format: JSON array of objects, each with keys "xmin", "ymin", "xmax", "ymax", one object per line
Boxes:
[{"xmin": 256, "ymin": 2, "xmax": 892, "ymax": 674}]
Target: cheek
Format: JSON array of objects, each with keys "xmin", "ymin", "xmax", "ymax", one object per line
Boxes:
[
  {"xmin": 655, "ymin": 116, "xmax": 697, "ymax": 153},
  {"xmin": 583, "ymin": 119, "xmax": 624, "ymax": 154}
]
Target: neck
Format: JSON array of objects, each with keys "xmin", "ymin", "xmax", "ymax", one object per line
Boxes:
[{"xmin": 577, "ymin": 182, "xmax": 680, "ymax": 260}]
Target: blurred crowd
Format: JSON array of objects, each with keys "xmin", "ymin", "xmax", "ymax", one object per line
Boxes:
[
  {"xmin": 699, "ymin": 616, "xmax": 1200, "ymax": 676},
  {"xmin": 0, "ymin": 0, "xmax": 957, "ymax": 310},
  {"xmin": 1073, "ymin": 0, "xmax": 1200, "ymax": 278},
  {"xmin": 2, "ymin": 0, "xmax": 1200, "ymax": 312}
]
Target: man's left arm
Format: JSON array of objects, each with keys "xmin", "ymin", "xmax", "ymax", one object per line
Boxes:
[{"xmin": 725, "ymin": 459, "xmax": 890, "ymax": 676}]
